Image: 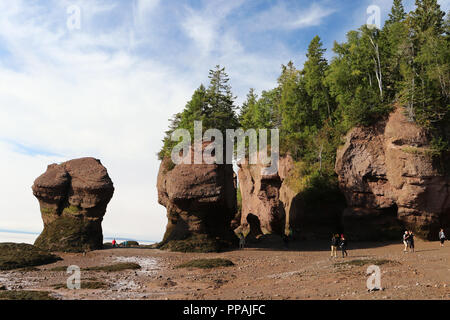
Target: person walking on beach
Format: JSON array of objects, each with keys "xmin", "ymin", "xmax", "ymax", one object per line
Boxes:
[
  {"xmin": 403, "ymin": 231, "xmax": 409, "ymax": 252},
  {"xmin": 282, "ymin": 233, "xmax": 289, "ymax": 249},
  {"xmin": 439, "ymin": 229, "xmax": 446, "ymax": 247},
  {"xmin": 340, "ymin": 234, "xmax": 348, "ymax": 258},
  {"xmin": 239, "ymin": 233, "xmax": 246, "ymax": 249},
  {"xmin": 112, "ymin": 239, "xmax": 117, "ymax": 248},
  {"xmin": 330, "ymin": 234, "xmax": 339, "ymax": 258},
  {"xmin": 408, "ymin": 231, "xmax": 415, "ymax": 253}
]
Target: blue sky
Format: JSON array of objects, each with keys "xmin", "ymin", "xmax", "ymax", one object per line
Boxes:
[{"xmin": 0, "ymin": 0, "xmax": 448, "ymax": 243}]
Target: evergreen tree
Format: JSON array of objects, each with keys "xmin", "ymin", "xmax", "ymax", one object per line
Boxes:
[
  {"xmin": 386, "ymin": 0, "xmax": 406, "ymax": 25},
  {"xmin": 205, "ymin": 65, "xmax": 239, "ymax": 132},
  {"xmin": 383, "ymin": 0, "xmax": 408, "ymax": 98},
  {"xmin": 302, "ymin": 36, "xmax": 333, "ymax": 123},
  {"xmin": 158, "ymin": 66, "xmax": 239, "ymax": 159},
  {"xmin": 239, "ymin": 88, "xmax": 258, "ymax": 130},
  {"xmin": 411, "ymin": 0, "xmax": 445, "ymax": 35},
  {"xmin": 398, "ymin": 0, "xmax": 447, "ymax": 129}
]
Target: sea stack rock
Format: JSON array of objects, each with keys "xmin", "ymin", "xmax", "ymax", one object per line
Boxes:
[
  {"xmin": 335, "ymin": 107, "xmax": 450, "ymax": 240},
  {"xmin": 238, "ymin": 154, "xmax": 344, "ymax": 239},
  {"xmin": 157, "ymin": 145, "xmax": 238, "ymax": 252},
  {"xmin": 32, "ymin": 157, "xmax": 114, "ymax": 252}
]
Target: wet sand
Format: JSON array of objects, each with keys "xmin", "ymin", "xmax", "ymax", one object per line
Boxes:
[{"xmin": 1, "ymin": 239, "xmax": 449, "ymax": 300}]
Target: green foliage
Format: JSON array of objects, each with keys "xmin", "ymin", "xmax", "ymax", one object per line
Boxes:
[
  {"xmin": 175, "ymin": 258, "xmax": 234, "ymax": 269},
  {"xmin": 159, "ymin": 66, "xmax": 239, "ymax": 159},
  {"xmin": 396, "ymin": 1, "xmax": 449, "ymax": 154},
  {"xmin": 158, "ymin": 1, "xmax": 449, "ymax": 211},
  {"xmin": 62, "ymin": 205, "xmax": 81, "ymax": 215},
  {"xmin": 236, "ymin": 186, "xmax": 242, "ymax": 214},
  {"xmin": 326, "ymin": 26, "xmax": 393, "ymax": 127},
  {"xmin": 83, "ymin": 263, "xmax": 141, "ymax": 272},
  {"xmin": 40, "ymin": 207, "xmax": 55, "ymax": 215},
  {"xmin": 52, "ymin": 281, "xmax": 108, "ymax": 290},
  {"xmin": 0, "ymin": 243, "xmax": 61, "ymax": 271},
  {"xmin": 0, "ymin": 290, "xmax": 57, "ymax": 300},
  {"xmin": 386, "ymin": 0, "xmax": 407, "ymax": 25}
]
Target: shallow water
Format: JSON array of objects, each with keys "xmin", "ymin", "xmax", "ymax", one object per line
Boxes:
[
  {"xmin": 114, "ymin": 256, "xmax": 160, "ymax": 275},
  {"xmin": 0, "ymin": 232, "xmax": 38, "ymax": 244}
]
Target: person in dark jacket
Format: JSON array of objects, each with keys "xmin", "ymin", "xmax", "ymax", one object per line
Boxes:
[
  {"xmin": 408, "ymin": 231, "xmax": 415, "ymax": 253},
  {"xmin": 340, "ymin": 234, "xmax": 348, "ymax": 258},
  {"xmin": 330, "ymin": 234, "xmax": 339, "ymax": 258}
]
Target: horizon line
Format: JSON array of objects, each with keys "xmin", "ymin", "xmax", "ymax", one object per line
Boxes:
[{"xmin": 0, "ymin": 229, "xmax": 157, "ymax": 244}]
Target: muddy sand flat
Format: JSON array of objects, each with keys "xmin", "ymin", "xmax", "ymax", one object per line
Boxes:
[{"xmin": 1, "ymin": 239, "xmax": 449, "ymax": 300}]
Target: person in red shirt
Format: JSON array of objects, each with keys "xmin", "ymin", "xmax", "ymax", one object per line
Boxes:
[{"xmin": 112, "ymin": 239, "xmax": 117, "ymax": 248}]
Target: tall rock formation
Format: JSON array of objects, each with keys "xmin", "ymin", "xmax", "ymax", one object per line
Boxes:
[
  {"xmin": 32, "ymin": 158, "xmax": 114, "ymax": 252},
  {"xmin": 238, "ymin": 154, "xmax": 344, "ymax": 239},
  {"xmin": 157, "ymin": 147, "xmax": 238, "ymax": 252},
  {"xmin": 336, "ymin": 108, "xmax": 450, "ymax": 240}
]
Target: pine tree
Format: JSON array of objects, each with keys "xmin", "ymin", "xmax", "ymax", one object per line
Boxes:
[
  {"xmin": 386, "ymin": 0, "xmax": 406, "ymax": 25},
  {"xmin": 239, "ymin": 88, "xmax": 258, "ymax": 130},
  {"xmin": 383, "ymin": 0, "xmax": 408, "ymax": 98},
  {"xmin": 205, "ymin": 65, "xmax": 239, "ymax": 132},
  {"xmin": 158, "ymin": 66, "xmax": 239, "ymax": 159},
  {"xmin": 411, "ymin": 0, "xmax": 445, "ymax": 35},
  {"xmin": 302, "ymin": 36, "xmax": 333, "ymax": 123}
]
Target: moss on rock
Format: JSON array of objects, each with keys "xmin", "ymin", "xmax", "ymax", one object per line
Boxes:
[
  {"xmin": 176, "ymin": 258, "xmax": 234, "ymax": 269},
  {"xmin": 158, "ymin": 234, "xmax": 235, "ymax": 253},
  {"xmin": 0, "ymin": 290, "xmax": 57, "ymax": 300},
  {"xmin": 34, "ymin": 215, "xmax": 103, "ymax": 252},
  {"xmin": 0, "ymin": 243, "xmax": 61, "ymax": 271}
]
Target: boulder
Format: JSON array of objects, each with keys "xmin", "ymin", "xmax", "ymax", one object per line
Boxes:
[
  {"xmin": 157, "ymin": 147, "xmax": 238, "ymax": 252},
  {"xmin": 336, "ymin": 108, "xmax": 450, "ymax": 240},
  {"xmin": 32, "ymin": 157, "xmax": 114, "ymax": 252}
]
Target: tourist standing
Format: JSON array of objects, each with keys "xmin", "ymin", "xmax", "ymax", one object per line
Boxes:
[
  {"xmin": 408, "ymin": 231, "xmax": 415, "ymax": 253},
  {"xmin": 239, "ymin": 233, "xmax": 246, "ymax": 249},
  {"xmin": 439, "ymin": 229, "xmax": 446, "ymax": 247},
  {"xmin": 403, "ymin": 231, "xmax": 409, "ymax": 252},
  {"xmin": 330, "ymin": 234, "xmax": 339, "ymax": 258},
  {"xmin": 340, "ymin": 234, "xmax": 348, "ymax": 258}
]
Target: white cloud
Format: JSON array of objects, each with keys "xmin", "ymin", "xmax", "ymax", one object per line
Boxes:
[
  {"xmin": 181, "ymin": 0, "xmax": 245, "ymax": 55},
  {"xmin": 0, "ymin": 1, "xmax": 196, "ymax": 242},
  {"xmin": 289, "ymin": 3, "xmax": 336, "ymax": 29},
  {"xmin": 133, "ymin": 0, "xmax": 160, "ymax": 27},
  {"xmin": 0, "ymin": 0, "xmax": 322, "ymax": 243},
  {"xmin": 248, "ymin": 2, "xmax": 336, "ymax": 32}
]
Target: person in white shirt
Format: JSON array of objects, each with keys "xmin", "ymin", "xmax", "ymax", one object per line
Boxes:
[{"xmin": 439, "ymin": 229, "xmax": 446, "ymax": 247}]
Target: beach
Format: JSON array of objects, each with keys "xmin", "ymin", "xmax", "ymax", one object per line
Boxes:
[{"xmin": 1, "ymin": 239, "xmax": 449, "ymax": 300}]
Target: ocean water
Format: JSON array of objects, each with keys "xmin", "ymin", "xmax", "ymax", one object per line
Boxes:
[
  {"xmin": 0, "ymin": 231, "xmax": 38, "ymax": 244},
  {"xmin": 0, "ymin": 231, "xmax": 155, "ymax": 246}
]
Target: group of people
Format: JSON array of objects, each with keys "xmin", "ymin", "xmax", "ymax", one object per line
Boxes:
[
  {"xmin": 330, "ymin": 234, "xmax": 347, "ymax": 258},
  {"xmin": 402, "ymin": 228, "xmax": 447, "ymax": 252},
  {"xmin": 402, "ymin": 231, "xmax": 415, "ymax": 253}
]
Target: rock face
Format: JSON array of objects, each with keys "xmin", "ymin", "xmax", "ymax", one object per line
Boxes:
[
  {"xmin": 238, "ymin": 155, "xmax": 344, "ymax": 239},
  {"xmin": 32, "ymin": 158, "xmax": 114, "ymax": 252},
  {"xmin": 157, "ymin": 153, "xmax": 238, "ymax": 251},
  {"xmin": 237, "ymin": 157, "xmax": 288, "ymax": 236},
  {"xmin": 336, "ymin": 107, "xmax": 450, "ymax": 240}
]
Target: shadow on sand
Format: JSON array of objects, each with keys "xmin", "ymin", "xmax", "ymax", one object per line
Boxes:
[{"xmin": 240, "ymin": 234, "xmax": 403, "ymax": 253}]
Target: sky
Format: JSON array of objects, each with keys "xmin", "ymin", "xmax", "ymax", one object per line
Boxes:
[{"xmin": 0, "ymin": 0, "xmax": 448, "ymax": 243}]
